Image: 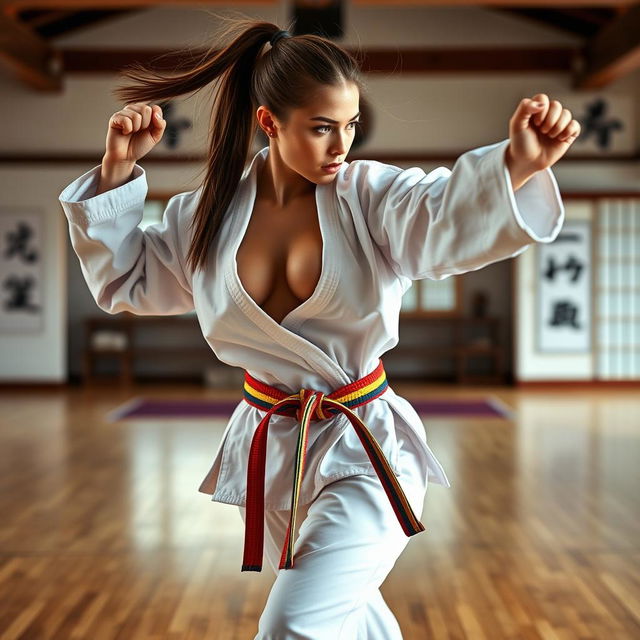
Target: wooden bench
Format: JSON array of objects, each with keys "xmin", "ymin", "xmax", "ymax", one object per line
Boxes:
[{"xmin": 82, "ymin": 314, "xmax": 215, "ymax": 385}]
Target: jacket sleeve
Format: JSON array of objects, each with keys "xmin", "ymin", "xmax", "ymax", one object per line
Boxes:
[
  {"xmin": 341, "ymin": 137, "xmax": 565, "ymax": 280},
  {"xmin": 58, "ymin": 163, "xmax": 196, "ymax": 315}
]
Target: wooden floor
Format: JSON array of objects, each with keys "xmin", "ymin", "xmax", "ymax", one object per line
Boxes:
[{"xmin": 0, "ymin": 381, "xmax": 639, "ymax": 639}]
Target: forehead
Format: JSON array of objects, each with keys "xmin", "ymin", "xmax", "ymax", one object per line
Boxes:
[{"xmin": 293, "ymin": 82, "xmax": 359, "ymax": 119}]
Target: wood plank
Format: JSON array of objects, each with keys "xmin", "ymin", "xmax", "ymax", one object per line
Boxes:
[
  {"xmin": 2, "ymin": 0, "xmax": 634, "ymax": 13},
  {"xmin": 0, "ymin": 12, "xmax": 62, "ymax": 90},
  {"xmin": 0, "ymin": 382, "xmax": 638, "ymax": 638},
  {"xmin": 56, "ymin": 45, "xmax": 577, "ymax": 74},
  {"xmin": 576, "ymin": 5, "xmax": 640, "ymax": 88}
]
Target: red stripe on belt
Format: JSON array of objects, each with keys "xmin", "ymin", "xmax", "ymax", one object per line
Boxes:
[{"xmin": 241, "ymin": 365, "xmax": 426, "ymax": 572}]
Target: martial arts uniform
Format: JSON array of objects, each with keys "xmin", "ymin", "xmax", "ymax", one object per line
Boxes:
[{"xmin": 59, "ymin": 138, "xmax": 564, "ymax": 638}]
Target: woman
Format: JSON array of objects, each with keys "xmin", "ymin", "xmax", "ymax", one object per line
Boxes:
[{"xmin": 59, "ymin": 17, "xmax": 579, "ymax": 639}]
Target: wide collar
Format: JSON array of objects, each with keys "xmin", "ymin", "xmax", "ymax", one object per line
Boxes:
[{"xmin": 224, "ymin": 146, "xmax": 350, "ymax": 388}]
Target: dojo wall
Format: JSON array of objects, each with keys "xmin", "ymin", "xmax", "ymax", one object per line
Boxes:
[
  {"xmin": 514, "ymin": 202, "xmax": 596, "ymax": 381},
  {"xmin": 0, "ymin": 4, "xmax": 638, "ymax": 383}
]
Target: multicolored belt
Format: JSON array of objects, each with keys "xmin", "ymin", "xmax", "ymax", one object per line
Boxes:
[{"xmin": 241, "ymin": 358, "xmax": 426, "ymax": 572}]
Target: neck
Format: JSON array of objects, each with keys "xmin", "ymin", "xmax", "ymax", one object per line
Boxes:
[{"xmin": 257, "ymin": 145, "xmax": 315, "ymax": 208}]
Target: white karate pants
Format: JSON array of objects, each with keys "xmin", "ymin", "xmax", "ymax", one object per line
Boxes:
[{"xmin": 238, "ymin": 428, "xmax": 428, "ymax": 640}]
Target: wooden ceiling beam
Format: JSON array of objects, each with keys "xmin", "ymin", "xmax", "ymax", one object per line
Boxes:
[
  {"xmin": 562, "ymin": 8, "xmax": 615, "ymax": 26},
  {"xmin": 58, "ymin": 45, "xmax": 578, "ymax": 74},
  {"xmin": 2, "ymin": 0, "xmax": 275, "ymax": 17},
  {"xmin": 358, "ymin": 46, "xmax": 577, "ymax": 73},
  {"xmin": 1, "ymin": 0, "xmax": 636, "ymax": 14},
  {"xmin": 576, "ymin": 4, "xmax": 640, "ymax": 88},
  {"xmin": 352, "ymin": 0, "xmax": 635, "ymax": 5},
  {"xmin": 19, "ymin": 10, "xmax": 70, "ymax": 29},
  {"xmin": 2, "ymin": 1, "xmax": 638, "ymax": 90},
  {"xmin": 0, "ymin": 12, "xmax": 62, "ymax": 89},
  {"xmin": 496, "ymin": 7, "xmax": 612, "ymax": 37}
]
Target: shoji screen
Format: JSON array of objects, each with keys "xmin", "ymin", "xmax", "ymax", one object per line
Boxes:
[{"xmin": 596, "ymin": 199, "xmax": 640, "ymax": 379}]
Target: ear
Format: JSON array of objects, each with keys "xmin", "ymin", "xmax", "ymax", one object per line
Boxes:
[{"xmin": 256, "ymin": 105, "xmax": 277, "ymax": 136}]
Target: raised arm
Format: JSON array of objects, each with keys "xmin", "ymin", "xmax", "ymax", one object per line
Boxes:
[
  {"xmin": 59, "ymin": 162, "xmax": 197, "ymax": 315},
  {"xmin": 338, "ymin": 94, "xmax": 579, "ymax": 281},
  {"xmin": 58, "ymin": 101, "xmax": 198, "ymax": 315}
]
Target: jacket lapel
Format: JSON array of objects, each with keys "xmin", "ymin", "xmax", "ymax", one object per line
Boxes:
[{"xmin": 225, "ymin": 147, "xmax": 349, "ymax": 388}]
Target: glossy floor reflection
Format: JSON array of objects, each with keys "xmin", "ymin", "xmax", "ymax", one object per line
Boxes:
[{"xmin": 0, "ymin": 383, "xmax": 638, "ymax": 639}]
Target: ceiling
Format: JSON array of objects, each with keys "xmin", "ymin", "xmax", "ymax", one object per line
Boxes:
[{"xmin": 1, "ymin": 0, "xmax": 639, "ymax": 91}]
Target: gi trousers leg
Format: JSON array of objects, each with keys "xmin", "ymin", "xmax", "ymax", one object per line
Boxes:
[{"xmin": 238, "ymin": 428, "xmax": 428, "ymax": 640}]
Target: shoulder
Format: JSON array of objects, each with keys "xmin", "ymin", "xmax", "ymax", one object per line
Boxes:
[
  {"xmin": 152, "ymin": 187, "xmax": 203, "ymax": 255},
  {"xmin": 335, "ymin": 158, "xmax": 450, "ymax": 201},
  {"xmin": 338, "ymin": 158, "xmax": 404, "ymax": 187},
  {"xmin": 164, "ymin": 185, "xmax": 203, "ymax": 223},
  {"xmin": 168, "ymin": 185, "xmax": 202, "ymax": 208}
]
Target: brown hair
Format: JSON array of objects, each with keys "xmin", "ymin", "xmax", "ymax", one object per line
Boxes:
[{"xmin": 113, "ymin": 16, "xmax": 364, "ymax": 274}]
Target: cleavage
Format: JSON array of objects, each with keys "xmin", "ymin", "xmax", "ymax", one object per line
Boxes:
[{"xmin": 236, "ymin": 195, "xmax": 323, "ymax": 325}]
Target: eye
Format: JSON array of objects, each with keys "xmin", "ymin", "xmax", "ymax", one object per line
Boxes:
[{"xmin": 314, "ymin": 121, "xmax": 360, "ymax": 134}]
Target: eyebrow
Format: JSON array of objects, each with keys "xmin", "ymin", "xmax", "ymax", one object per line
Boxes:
[{"xmin": 309, "ymin": 112, "xmax": 361, "ymax": 124}]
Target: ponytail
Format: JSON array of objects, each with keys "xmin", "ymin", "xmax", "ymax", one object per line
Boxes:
[{"xmin": 113, "ymin": 16, "xmax": 362, "ymax": 274}]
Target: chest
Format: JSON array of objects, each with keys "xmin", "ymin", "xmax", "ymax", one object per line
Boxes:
[{"xmin": 236, "ymin": 194, "xmax": 323, "ymax": 324}]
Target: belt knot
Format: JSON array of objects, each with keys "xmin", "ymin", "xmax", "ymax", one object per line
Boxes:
[
  {"xmin": 295, "ymin": 389, "xmax": 328, "ymax": 421},
  {"xmin": 240, "ymin": 358, "xmax": 426, "ymax": 573}
]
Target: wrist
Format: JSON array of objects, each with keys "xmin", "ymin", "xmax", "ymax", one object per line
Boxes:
[
  {"xmin": 96, "ymin": 157, "xmax": 136, "ymax": 196},
  {"xmin": 101, "ymin": 155, "xmax": 135, "ymax": 174},
  {"xmin": 505, "ymin": 144, "xmax": 537, "ymax": 191}
]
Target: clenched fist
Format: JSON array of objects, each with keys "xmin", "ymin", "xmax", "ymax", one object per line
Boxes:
[
  {"xmin": 506, "ymin": 94, "xmax": 581, "ymax": 188},
  {"xmin": 104, "ymin": 102, "xmax": 166, "ymax": 166}
]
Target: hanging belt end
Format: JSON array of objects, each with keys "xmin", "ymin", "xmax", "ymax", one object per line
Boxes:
[{"xmin": 241, "ymin": 564, "xmax": 263, "ymax": 572}]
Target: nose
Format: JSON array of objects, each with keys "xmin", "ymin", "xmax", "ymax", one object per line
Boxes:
[{"xmin": 330, "ymin": 131, "xmax": 349, "ymax": 156}]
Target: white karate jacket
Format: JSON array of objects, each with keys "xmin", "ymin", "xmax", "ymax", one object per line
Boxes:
[{"xmin": 59, "ymin": 138, "xmax": 564, "ymax": 509}]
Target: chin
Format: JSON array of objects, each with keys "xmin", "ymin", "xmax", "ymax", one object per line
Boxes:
[
  {"xmin": 316, "ymin": 175, "xmax": 338, "ymax": 185},
  {"xmin": 305, "ymin": 170, "xmax": 338, "ymax": 185}
]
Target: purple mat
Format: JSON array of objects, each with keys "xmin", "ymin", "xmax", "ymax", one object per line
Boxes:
[{"xmin": 108, "ymin": 397, "xmax": 511, "ymax": 422}]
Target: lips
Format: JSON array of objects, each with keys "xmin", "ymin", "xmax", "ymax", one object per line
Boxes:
[{"xmin": 322, "ymin": 162, "xmax": 342, "ymax": 168}]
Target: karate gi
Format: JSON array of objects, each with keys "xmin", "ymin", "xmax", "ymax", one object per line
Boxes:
[{"xmin": 59, "ymin": 137, "xmax": 564, "ymax": 638}]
